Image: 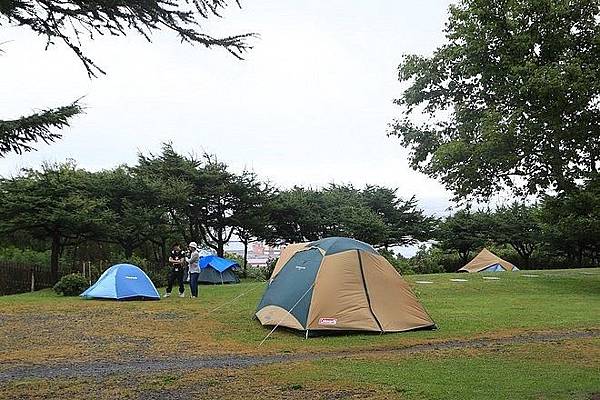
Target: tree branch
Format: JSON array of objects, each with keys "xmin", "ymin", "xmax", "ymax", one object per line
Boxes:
[
  {"xmin": 0, "ymin": 102, "xmax": 83, "ymax": 156},
  {"xmin": 1, "ymin": 0, "xmax": 256, "ymax": 77}
]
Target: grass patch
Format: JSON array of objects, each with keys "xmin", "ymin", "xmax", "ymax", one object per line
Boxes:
[
  {"xmin": 1, "ymin": 268, "xmax": 597, "ymax": 399},
  {"xmin": 263, "ymin": 339, "xmax": 600, "ymax": 399},
  {"xmin": 0, "ymin": 268, "xmax": 598, "ymax": 365},
  {"xmin": 3, "ymin": 340, "xmax": 597, "ymax": 399}
]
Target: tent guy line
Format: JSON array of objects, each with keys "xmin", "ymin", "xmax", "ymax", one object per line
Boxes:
[{"xmin": 259, "ymin": 282, "xmax": 316, "ymax": 347}]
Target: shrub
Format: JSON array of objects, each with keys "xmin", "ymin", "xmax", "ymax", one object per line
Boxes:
[
  {"xmin": 146, "ymin": 269, "xmax": 168, "ymax": 287},
  {"xmin": 224, "ymin": 252, "xmax": 247, "ymax": 278},
  {"xmin": 0, "ymin": 246, "xmax": 54, "ymax": 265},
  {"xmin": 380, "ymin": 249, "xmax": 414, "ymax": 275},
  {"xmin": 265, "ymin": 257, "xmax": 277, "ymax": 278},
  {"xmin": 53, "ymin": 273, "xmax": 89, "ymax": 296},
  {"xmin": 108, "ymin": 254, "xmax": 149, "ymax": 269},
  {"xmin": 244, "ymin": 257, "xmax": 277, "ymax": 281},
  {"xmin": 409, "ymin": 246, "xmax": 449, "ymax": 274},
  {"xmin": 224, "ymin": 252, "xmax": 245, "ymax": 266}
]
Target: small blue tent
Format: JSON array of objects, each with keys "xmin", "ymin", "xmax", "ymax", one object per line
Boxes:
[
  {"xmin": 480, "ymin": 263, "xmax": 509, "ymax": 272},
  {"xmin": 198, "ymin": 256, "xmax": 240, "ymax": 284},
  {"xmin": 80, "ymin": 263, "xmax": 160, "ymax": 300},
  {"xmin": 458, "ymin": 248, "xmax": 519, "ymax": 273}
]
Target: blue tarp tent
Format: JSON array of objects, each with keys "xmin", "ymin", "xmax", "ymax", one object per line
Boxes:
[
  {"xmin": 458, "ymin": 248, "xmax": 519, "ymax": 273},
  {"xmin": 198, "ymin": 256, "xmax": 240, "ymax": 284},
  {"xmin": 480, "ymin": 263, "xmax": 504, "ymax": 272},
  {"xmin": 80, "ymin": 263, "xmax": 160, "ymax": 300},
  {"xmin": 480, "ymin": 263, "xmax": 512, "ymax": 272}
]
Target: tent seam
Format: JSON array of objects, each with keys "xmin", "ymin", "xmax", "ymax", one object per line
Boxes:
[{"xmin": 357, "ymin": 250, "xmax": 384, "ymax": 333}]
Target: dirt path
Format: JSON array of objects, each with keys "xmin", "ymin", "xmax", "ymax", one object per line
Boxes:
[{"xmin": 1, "ymin": 329, "xmax": 598, "ymax": 383}]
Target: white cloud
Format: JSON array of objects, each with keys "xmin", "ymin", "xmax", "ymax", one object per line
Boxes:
[{"xmin": 1, "ymin": 0, "xmax": 454, "ymax": 215}]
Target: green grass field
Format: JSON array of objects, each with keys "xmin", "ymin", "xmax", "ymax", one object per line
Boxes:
[{"xmin": 0, "ymin": 269, "xmax": 599, "ymax": 399}]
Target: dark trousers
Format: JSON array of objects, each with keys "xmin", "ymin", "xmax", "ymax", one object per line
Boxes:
[
  {"xmin": 166, "ymin": 268, "xmax": 185, "ymax": 294},
  {"xmin": 189, "ymin": 272, "xmax": 200, "ymax": 297}
]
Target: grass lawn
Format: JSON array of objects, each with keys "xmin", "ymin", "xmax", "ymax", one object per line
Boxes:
[
  {"xmin": 261, "ymin": 337, "xmax": 600, "ymax": 400},
  {"xmin": 0, "ymin": 268, "xmax": 598, "ymax": 399}
]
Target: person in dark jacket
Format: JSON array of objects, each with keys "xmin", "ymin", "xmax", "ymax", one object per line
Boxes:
[{"xmin": 164, "ymin": 243, "xmax": 185, "ymax": 298}]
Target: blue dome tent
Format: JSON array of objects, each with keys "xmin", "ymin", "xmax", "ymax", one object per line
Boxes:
[
  {"xmin": 198, "ymin": 255, "xmax": 240, "ymax": 284},
  {"xmin": 80, "ymin": 263, "xmax": 160, "ymax": 300}
]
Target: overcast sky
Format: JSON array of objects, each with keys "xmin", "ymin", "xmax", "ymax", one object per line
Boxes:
[{"xmin": 1, "ymin": 1, "xmax": 455, "ymax": 235}]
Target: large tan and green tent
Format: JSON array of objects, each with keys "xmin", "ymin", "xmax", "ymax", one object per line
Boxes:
[
  {"xmin": 458, "ymin": 248, "xmax": 519, "ymax": 273},
  {"xmin": 255, "ymin": 237, "xmax": 435, "ymax": 335}
]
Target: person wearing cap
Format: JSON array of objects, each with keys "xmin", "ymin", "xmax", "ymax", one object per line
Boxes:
[{"xmin": 186, "ymin": 241, "xmax": 201, "ymax": 298}]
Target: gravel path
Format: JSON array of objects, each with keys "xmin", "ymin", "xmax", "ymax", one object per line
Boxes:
[
  {"xmin": 1, "ymin": 329, "xmax": 598, "ymax": 383},
  {"xmin": 349, "ymin": 328, "xmax": 599, "ymax": 356}
]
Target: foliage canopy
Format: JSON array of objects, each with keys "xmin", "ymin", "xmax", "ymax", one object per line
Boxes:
[{"xmin": 391, "ymin": 0, "xmax": 600, "ymax": 200}]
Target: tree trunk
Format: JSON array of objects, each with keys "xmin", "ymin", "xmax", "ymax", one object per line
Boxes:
[
  {"xmin": 50, "ymin": 233, "xmax": 61, "ymax": 284},
  {"xmin": 69, "ymin": 245, "xmax": 79, "ymax": 271},
  {"xmin": 458, "ymin": 250, "xmax": 470, "ymax": 265},
  {"xmin": 511, "ymin": 243, "xmax": 532, "ymax": 270},
  {"xmin": 161, "ymin": 238, "xmax": 168, "ymax": 268},
  {"xmin": 217, "ymin": 241, "xmax": 224, "ymax": 257},
  {"xmin": 243, "ymin": 238, "xmax": 249, "ymax": 278},
  {"xmin": 124, "ymin": 245, "xmax": 133, "ymax": 259},
  {"xmin": 522, "ymin": 253, "xmax": 531, "ymax": 269}
]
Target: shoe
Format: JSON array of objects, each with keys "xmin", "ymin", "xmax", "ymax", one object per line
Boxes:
[
  {"xmin": 163, "ymin": 293, "xmax": 171, "ymax": 298},
  {"xmin": 178, "ymin": 293, "xmax": 185, "ymax": 298},
  {"xmin": 190, "ymin": 295, "xmax": 197, "ymax": 298}
]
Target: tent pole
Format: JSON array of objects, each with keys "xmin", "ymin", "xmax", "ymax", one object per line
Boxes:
[{"xmin": 259, "ymin": 282, "xmax": 315, "ymax": 347}]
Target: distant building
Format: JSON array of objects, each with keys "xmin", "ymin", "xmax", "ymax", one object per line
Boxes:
[
  {"xmin": 224, "ymin": 241, "xmax": 284, "ymax": 268},
  {"xmin": 247, "ymin": 257, "xmax": 270, "ymax": 267},
  {"xmin": 250, "ymin": 243, "xmax": 282, "ymax": 258}
]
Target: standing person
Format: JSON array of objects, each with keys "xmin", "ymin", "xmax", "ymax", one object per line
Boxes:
[
  {"xmin": 187, "ymin": 242, "xmax": 201, "ymax": 298},
  {"xmin": 164, "ymin": 243, "xmax": 185, "ymax": 298}
]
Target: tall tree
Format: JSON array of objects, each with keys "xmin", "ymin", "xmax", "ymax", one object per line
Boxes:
[
  {"xmin": 436, "ymin": 210, "xmax": 488, "ymax": 264},
  {"xmin": 319, "ymin": 184, "xmax": 388, "ymax": 245},
  {"xmin": 266, "ymin": 187, "xmax": 328, "ymax": 243},
  {"xmin": 233, "ymin": 173, "xmax": 275, "ymax": 277},
  {"xmin": 491, "ymin": 203, "xmax": 542, "ymax": 268},
  {"xmin": 390, "ymin": 0, "xmax": 600, "ymax": 200},
  {"xmin": 539, "ymin": 178, "xmax": 600, "ymax": 266},
  {"xmin": 1, "ymin": 1, "xmax": 254, "ymax": 155},
  {"xmin": 267, "ymin": 184, "xmax": 433, "ymax": 248},
  {"xmin": 360, "ymin": 185, "xmax": 435, "ymax": 248},
  {"xmin": 136, "ymin": 145, "xmax": 262, "ymax": 257},
  {"xmin": 195, "ymin": 156, "xmax": 256, "ymax": 257},
  {"xmin": 0, "ymin": 162, "xmax": 107, "ymax": 281},
  {"xmin": 0, "ymin": 102, "xmax": 82, "ymax": 157},
  {"xmin": 135, "ymin": 143, "xmax": 201, "ymax": 244},
  {"xmin": 92, "ymin": 167, "xmax": 172, "ymax": 259}
]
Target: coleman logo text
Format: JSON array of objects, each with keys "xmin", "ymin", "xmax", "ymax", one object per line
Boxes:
[{"xmin": 318, "ymin": 318, "xmax": 337, "ymax": 325}]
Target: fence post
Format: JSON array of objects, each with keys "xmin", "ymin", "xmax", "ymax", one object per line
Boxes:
[{"xmin": 30, "ymin": 267, "xmax": 35, "ymax": 292}]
